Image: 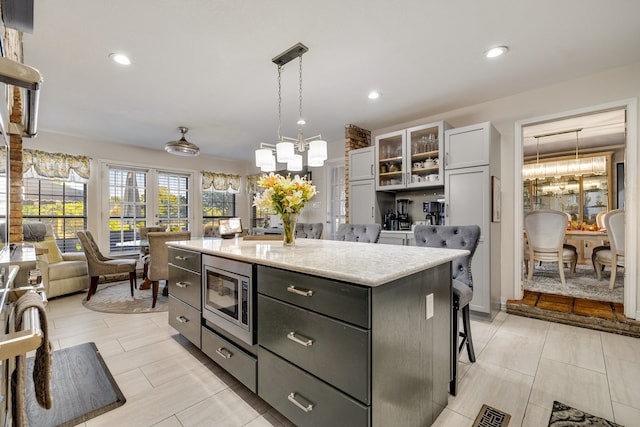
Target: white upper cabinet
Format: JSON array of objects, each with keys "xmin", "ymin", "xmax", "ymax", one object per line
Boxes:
[
  {"xmin": 375, "ymin": 121, "xmax": 451, "ymax": 190},
  {"xmin": 349, "ymin": 146, "xmax": 375, "ymax": 181},
  {"xmin": 444, "ymin": 122, "xmax": 498, "ymax": 169}
]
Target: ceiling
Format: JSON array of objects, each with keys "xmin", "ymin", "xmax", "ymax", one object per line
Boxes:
[{"xmin": 20, "ymin": 1, "xmax": 640, "ymax": 162}]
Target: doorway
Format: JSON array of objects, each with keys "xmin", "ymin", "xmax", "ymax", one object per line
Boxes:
[{"xmin": 514, "ymin": 98, "xmax": 638, "ymax": 319}]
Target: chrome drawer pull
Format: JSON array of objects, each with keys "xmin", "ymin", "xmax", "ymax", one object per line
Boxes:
[
  {"xmin": 174, "ymin": 255, "xmax": 188, "ymax": 261},
  {"xmin": 175, "ymin": 281, "xmax": 190, "ymax": 288},
  {"xmin": 215, "ymin": 347, "xmax": 232, "ymax": 359},
  {"xmin": 288, "ymin": 392, "xmax": 314, "ymax": 413},
  {"xmin": 286, "ymin": 285, "xmax": 313, "ymax": 297},
  {"xmin": 287, "ymin": 332, "xmax": 314, "ymax": 347},
  {"xmin": 175, "ymin": 315, "xmax": 189, "ymax": 323}
]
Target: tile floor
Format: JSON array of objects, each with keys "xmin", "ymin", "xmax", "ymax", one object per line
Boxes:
[{"xmin": 42, "ymin": 291, "xmax": 640, "ymax": 427}]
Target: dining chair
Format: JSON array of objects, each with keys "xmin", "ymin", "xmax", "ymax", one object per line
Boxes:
[
  {"xmin": 138, "ymin": 226, "xmax": 166, "ymax": 281},
  {"xmin": 76, "ymin": 230, "xmax": 138, "ymax": 301},
  {"xmin": 413, "ymin": 224, "xmax": 481, "ymax": 396},
  {"xmin": 591, "ymin": 210, "xmax": 610, "ymax": 274},
  {"xmin": 524, "ymin": 209, "xmax": 577, "ymax": 285},
  {"xmin": 147, "ymin": 231, "xmax": 191, "ymax": 308},
  {"xmin": 594, "ymin": 209, "xmax": 624, "ymax": 289},
  {"xmin": 295, "ymin": 222, "xmax": 323, "ymax": 239},
  {"xmin": 335, "ymin": 223, "xmax": 381, "ymax": 243}
]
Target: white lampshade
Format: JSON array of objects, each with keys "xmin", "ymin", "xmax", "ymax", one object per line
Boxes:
[
  {"xmin": 261, "ymin": 154, "xmax": 276, "ymax": 172},
  {"xmin": 255, "ymin": 148, "xmax": 272, "ymax": 167},
  {"xmin": 287, "ymin": 154, "xmax": 303, "ymax": 171},
  {"xmin": 276, "ymin": 142, "xmax": 295, "ymax": 162},
  {"xmin": 309, "ymin": 139, "xmax": 328, "ymax": 161},
  {"xmin": 307, "ymin": 153, "xmax": 324, "ymax": 167}
]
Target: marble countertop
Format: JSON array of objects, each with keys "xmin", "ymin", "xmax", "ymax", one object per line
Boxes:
[{"xmin": 167, "ymin": 237, "xmax": 468, "ymax": 287}]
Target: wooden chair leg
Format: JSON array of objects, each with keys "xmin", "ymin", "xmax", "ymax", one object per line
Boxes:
[
  {"xmin": 86, "ymin": 276, "xmax": 99, "ymax": 301},
  {"xmin": 152, "ymin": 280, "xmax": 159, "ymax": 308},
  {"xmin": 558, "ymin": 259, "xmax": 566, "ymax": 285},
  {"xmin": 609, "ymin": 265, "xmax": 617, "ymax": 289},
  {"xmin": 129, "ymin": 271, "xmax": 136, "ymax": 296}
]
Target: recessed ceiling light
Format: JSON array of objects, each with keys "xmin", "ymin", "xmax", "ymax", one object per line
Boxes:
[
  {"xmin": 485, "ymin": 46, "xmax": 508, "ymax": 58},
  {"xmin": 368, "ymin": 91, "xmax": 380, "ymax": 100},
  {"xmin": 109, "ymin": 53, "xmax": 131, "ymax": 65}
]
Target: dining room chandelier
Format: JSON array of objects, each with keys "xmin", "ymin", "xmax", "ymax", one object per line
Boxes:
[
  {"xmin": 255, "ymin": 42, "xmax": 327, "ymax": 172},
  {"xmin": 522, "ymin": 129, "xmax": 607, "ymax": 180}
]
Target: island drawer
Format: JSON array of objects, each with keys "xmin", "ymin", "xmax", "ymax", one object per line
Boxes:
[
  {"xmin": 168, "ymin": 265, "xmax": 201, "ymax": 309},
  {"xmin": 168, "ymin": 247, "xmax": 201, "ymax": 273},
  {"xmin": 258, "ymin": 347, "xmax": 369, "ymax": 427},
  {"xmin": 258, "ymin": 294, "xmax": 370, "ymax": 404},
  {"xmin": 202, "ymin": 327, "xmax": 257, "ymax": 393},
  {"xmin": 257, "ymin": 265, "xmax": 370, "ymax": 328},
  {"xmin": 168, "ymin": 296, "xmax": 201, "ymax": 348}
]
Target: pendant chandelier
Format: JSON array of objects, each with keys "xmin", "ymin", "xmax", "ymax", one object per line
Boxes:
[
  {"xmin": 165, "ymin": 126, "xmax": 200, "ymax": 156},
  {"xmin": 255, "ymin": 43, "xmax": 327, "ymax": 172},
  {"xmin": 522, "ymin": 128, "xmax": 607, "ymax": 180}
]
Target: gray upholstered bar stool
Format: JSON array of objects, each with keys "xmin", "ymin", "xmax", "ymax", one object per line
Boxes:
[
  {"xmin": 413, "ymin": 224, "xmax": 481, "ymax": 396},
  {"xmin": 335, "ymin": 223, "xmax": 381, "ymax": 243},
  {"xmin": 295, "ymin": 223, "xmax": 323, "ymax": 239}
]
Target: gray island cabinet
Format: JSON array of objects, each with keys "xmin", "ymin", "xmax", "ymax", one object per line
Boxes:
[{"xmin": 166, "ymin": 238, "xmax": 468, "ymax": 427}]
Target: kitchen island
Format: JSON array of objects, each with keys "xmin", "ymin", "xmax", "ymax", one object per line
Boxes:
[{"xmin": 167, "ymin": 237, "xmax": 468, "ymax": 427}]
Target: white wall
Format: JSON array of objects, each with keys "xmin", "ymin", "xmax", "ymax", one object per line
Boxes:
[
  {"xmin": 371, "ymin": 61, "xmax": 640, "ymax": 312},
  {"xmin": 24, "ymin": 132, "xmax": 251, "ymax": 237}
]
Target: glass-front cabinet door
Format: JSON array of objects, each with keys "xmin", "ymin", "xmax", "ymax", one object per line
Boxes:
[
  {"xmin": 406, "ymin": 122, "xmax": 447, "ymax": 188},
  {"xmin": 523, "ymin": 152, "xmax": 613, "ymax": 227},
  {"xmin": 376, "ymin": 130, "xmax": 405, "ymax": 190},
  {"xmin": 375, "ymin": 121, "xmax": 450, "ymax": 190},
  {"xmin": 582, "ymin": 175, "xmax": 609, "ymax": 225}
]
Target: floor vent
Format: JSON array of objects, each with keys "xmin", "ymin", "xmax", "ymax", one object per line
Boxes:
[{"xmin": 473, "ymin": 404, "xmax": 512, "ymax": 427}]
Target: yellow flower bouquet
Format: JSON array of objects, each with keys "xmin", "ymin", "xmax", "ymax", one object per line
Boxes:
[{"xmin": 253, "ymin": 173, "xmax": 317, "ymax": 245}]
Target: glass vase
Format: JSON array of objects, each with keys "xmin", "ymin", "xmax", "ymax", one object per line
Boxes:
[{"xmin": 281, "ymin": 213, "xmax": 298, "ymax": 246}]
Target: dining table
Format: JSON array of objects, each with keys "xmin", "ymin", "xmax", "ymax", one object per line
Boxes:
[{"xmin": 564, "ymin": 229, "xmax": 608, "ymax": 264}]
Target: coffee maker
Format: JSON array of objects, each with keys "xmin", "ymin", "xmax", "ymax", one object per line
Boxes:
[
  {"xmin": 396, "ymin": 199, "xmax": 411, "ymax": 230},
  {"xmin": 383, "ymin": 209, "xmax": 396, "ymax": 230},
  {"xmin": 423, "ymin": 201, "xmax": 444, "ymax": 225}
]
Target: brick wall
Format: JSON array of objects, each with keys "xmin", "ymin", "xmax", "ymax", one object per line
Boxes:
[
  {"xmin": 344, "ymin": 124, "xmax": 371, "ymax": 222},
  {"xmin": 2, "ymin": 25, "xmax": 25, "ymax": 242}
]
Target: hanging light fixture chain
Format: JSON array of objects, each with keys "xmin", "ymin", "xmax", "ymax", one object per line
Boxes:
[
  {"xmin": 277, "ymin": 64, "xmax": 283, "ymax": 142},
  {"xmin": 299, "ymin": 55, "xmax": 303, "ymax": 125}
]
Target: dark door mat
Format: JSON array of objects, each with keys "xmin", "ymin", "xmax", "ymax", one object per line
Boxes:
[
  {"xmin": 26, "ymin": 342, "xmax": 126, "ymax": 427},
  {"xmin": 549, "ymin": 401, "xmax": 622, "ymax": 426},
  {"xmin": 473, "ymin": 404, "xmax": 511, "ymax": 427}
]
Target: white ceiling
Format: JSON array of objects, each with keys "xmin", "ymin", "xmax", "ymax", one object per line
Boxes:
[{"xmin": 21, "ymin": 0, "xmax": 640, "ymax": 161}]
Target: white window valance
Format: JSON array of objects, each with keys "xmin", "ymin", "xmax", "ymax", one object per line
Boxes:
[
  {"xmin": 246, "ymin": 174, "xmax": 263, "ymax": 194},
  {"xmin": 22, "ymin": 149, "xmax": 91, "ymax": 183},
  {"xmin": 201, "ymin": 171, "xmax": 241, "ymax": 193}
]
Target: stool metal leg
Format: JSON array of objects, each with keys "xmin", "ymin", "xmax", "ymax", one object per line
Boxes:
[{"xmin": 450, "ymin": 305, "xmax": 459, "ymax": 396}]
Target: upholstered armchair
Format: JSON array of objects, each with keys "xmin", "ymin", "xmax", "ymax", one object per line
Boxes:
[
  {"xmin": 147, "ymin": 231, "xmax": 191, "ymax": 308},
  {"xmin": 204, "ymin": 225, "xmax": 220, "ymax": 237},
  {"xmin": 23, "ymin": 222, "xmax": 90, "ymax": 298},
  {"xmin": 295, "ymin": 223, "xmax": 323, "ymax": 239},
  {"xmin": 413, "ymin": 224, "xmax": 481, "ymax": 396},
  {"xmin": 335, "ymin": 223, "xmax": 381, "ymax": 243}
]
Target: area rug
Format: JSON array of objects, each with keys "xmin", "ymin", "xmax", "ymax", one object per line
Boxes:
[
  {"xmin": 523, "ymin": 263, "xmax": 623, "ymax": 304},
  {"xmin": 82, "ymin": 280, "xmax": 168, "ymax": 313},
  {"xmin": 26, "ymin": 342, "xmax": 126, "ymax": 427},
  {"xmin": 548, "ymin": 401, "xmax": 622, "ymax": 426}
]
